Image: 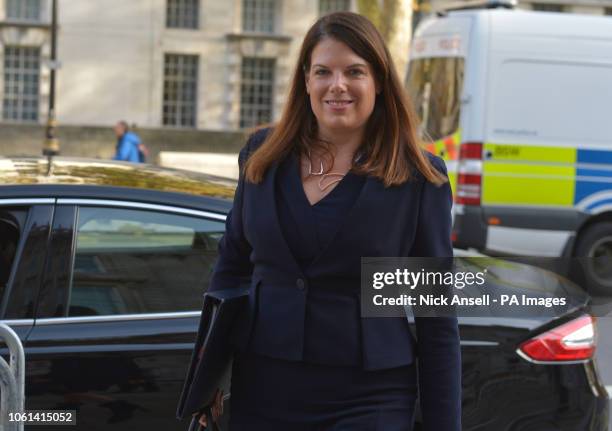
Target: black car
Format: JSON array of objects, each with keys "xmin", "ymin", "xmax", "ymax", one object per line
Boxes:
[{"xmin": 0, "ymin": 157, "xmax": 608, "ymax": 431}]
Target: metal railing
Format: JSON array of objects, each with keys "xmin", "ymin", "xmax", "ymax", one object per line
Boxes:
[{"xmin": 0, "ymin": 323, "xmax": 25, "ymax": 431}]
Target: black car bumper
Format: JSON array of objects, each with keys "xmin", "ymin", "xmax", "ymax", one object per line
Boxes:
[{"xmin": 453, "ymin": 205, "xmax": 487, "ymax": 251}]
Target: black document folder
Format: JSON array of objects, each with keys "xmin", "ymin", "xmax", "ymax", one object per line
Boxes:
[{"xmin": 176, "ymin": 288, "xmax": 250, "ymax": 425}]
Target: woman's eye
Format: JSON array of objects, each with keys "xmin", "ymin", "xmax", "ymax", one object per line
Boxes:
[{"xmin": 313, "ymin": 69, "xmax": 364, "ymax": 76}]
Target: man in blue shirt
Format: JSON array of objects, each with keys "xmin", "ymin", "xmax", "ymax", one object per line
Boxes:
[{"xmin": 113, "ymin": 121, "xmax": 142, "ymax": 163}]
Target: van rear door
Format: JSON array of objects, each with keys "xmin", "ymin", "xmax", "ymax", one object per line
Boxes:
[{"xmin": 405, "ymin": 15, "xmax": 473, "ymax": 193}]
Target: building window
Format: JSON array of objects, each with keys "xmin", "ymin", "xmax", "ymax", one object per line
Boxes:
[
  {"xmin": 2, "ymin": 46, "xmax": 40, "ymax": 122},
  {"xmin": 605, "ymin": 7, "xmax": 612, "ymax": 15},
  {"xmin": 319, "ymin": 0, "xmax": 351, "ymax": 15},
  {"xmin": 240, "ymin": 57, "xmax": 275, "ymax": 128},
  {"xmin": 532, "ymin": 3, "xmax": 565, "ymax": 12},
  {"xmin": 5, "ymin": 0, "xmax": 41, "ymax": 21},
  {"xmin": 242, "ymin": 0, "xmax": 276, "ymax": 33},
  {"xmin": 166, "ymin": 0, "xmax": 199, "ymax": 29},
  {"xmin": 163, "ymin": 54, "xmax": 198, "ymax": 128}
]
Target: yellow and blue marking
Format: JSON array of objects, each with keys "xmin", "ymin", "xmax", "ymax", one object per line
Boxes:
[
  {"xmin": 425, "ymin": 134, "xmax": 612, "ymax": 215},
  {"xmin": 481, "ymin": 145, "xmax": 612, "ymax": 213},
  {"xmin": 575, "ymin": 149, "xmax": 612, "ymax": 213}
]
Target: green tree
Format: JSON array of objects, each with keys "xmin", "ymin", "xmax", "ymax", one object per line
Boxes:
[
  {"xmin": 357, "ymin": 0, "xmax": 402, "ymax": 43},
  {"xmin": 356, "ymin": 0, "xmax": 412, "ymax": 79}
]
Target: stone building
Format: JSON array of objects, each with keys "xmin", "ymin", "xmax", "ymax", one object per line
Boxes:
[{"xmin": 0, "ymin": 0, "xmax": 414, "ymax": 131}]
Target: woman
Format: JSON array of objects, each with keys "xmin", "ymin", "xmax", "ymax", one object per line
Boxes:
[{"xmin": 199, "ymin": 11, "xmax": 461, "ymax": 431}]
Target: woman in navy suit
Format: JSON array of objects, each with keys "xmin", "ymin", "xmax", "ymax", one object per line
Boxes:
[{"xmin": 199, "ymin": 11, "xmax": 461, "ymax": 431}]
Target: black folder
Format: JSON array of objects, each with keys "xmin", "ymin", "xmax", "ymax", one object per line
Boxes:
[{"xmin": 176, "ymin": 288, "xmax": 250, "ymax": 428}]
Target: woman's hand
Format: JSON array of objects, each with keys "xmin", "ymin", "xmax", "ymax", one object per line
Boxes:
[{"xmin": 195, "ymin": 389, "xmax": 224, "ymax": 428}]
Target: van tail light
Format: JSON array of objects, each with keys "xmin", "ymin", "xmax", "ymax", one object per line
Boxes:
[
  {"xmin": 456, "ymin": 142, "xmax": 483, "ymax": 206},
  {"xmin": 517, "ymin": 315, "xmax": 596, "ymax": 363}
]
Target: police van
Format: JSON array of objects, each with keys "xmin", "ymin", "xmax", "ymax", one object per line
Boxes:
[{"xmin": 405, "ymin": 1, "xmax": 612, "ymax": 293}]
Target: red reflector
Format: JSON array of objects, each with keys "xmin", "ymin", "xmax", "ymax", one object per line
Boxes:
[
  {"xmin": 456, "ymin": 196, "xmax": 480, "ymax": 205},
  {"xmin": 459, "ymin": 142, "xmax": 483, "ymax": 160},
  {"xmin": 451, "ymin": 231, "xmax": 457, "ymax": 242},
  {"xmin": 518, "ymin": 315, "xmax": 596, "ymax": 363},
  {"xmin": 456, "ymin": 142, "xmax": 483, "ymax": 206},
  {"xmin": 458, "ymin": 174, "xmax": 481, "ymax": 185},
  {"xmin": 456, "ymin": 173, "xmax": 481, "ymax": 205}
]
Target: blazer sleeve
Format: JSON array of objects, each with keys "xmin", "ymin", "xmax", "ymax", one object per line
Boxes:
[
  {"xmin": 207, "ymin": 133, "xmax": 260, "ymax": 293},
  {"xmin": 411, "ymin": 155, "xmax": 462, "ymax": 431}
]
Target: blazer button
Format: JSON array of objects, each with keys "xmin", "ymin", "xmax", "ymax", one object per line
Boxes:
[{"xmin": 296, "ymin": 278, "xmax": 306, "ymax": 290}]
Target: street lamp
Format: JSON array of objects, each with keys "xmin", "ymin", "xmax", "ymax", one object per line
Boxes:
[{"xmin": 43, "ymin": 0, "xmax": 59, "ymax": 157}]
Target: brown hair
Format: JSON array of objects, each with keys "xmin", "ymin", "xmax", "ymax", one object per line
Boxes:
[{"xmin": 244, "ymin": 12, "xmax": 446, "ymax": 187}]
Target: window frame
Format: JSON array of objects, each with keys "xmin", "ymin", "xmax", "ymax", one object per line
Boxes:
[
  {"xmin": 242, "ymin": 0, "xmax": 278, "ymax": 33},
  {"xmin": 162, "ymin": 53, "xmax": 199, "ymax": 128},
  {"xmin": 5, "ymin": 0, "xmax": 42, "ymax": 22},
  {"xmin": 165, "ymin": 0, "xmax": 200, "ymax": 30},
  {"xmin": 2, "ymin": 45, "xmax": 41, "ymax": 123},
  {"xmin": 239, "ymin": 56, "xmax": 276, "ymax": 129},
  {"xmin": 318, "ymin": 0, "xmax": 351, "ymax": 15}
]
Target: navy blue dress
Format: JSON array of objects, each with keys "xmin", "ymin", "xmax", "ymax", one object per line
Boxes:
[{"xmin": 229, "ymin": 153, "xmax": 418, "ymax": 430}]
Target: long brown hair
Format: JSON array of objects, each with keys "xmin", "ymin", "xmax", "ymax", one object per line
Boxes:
[{"xmin": 245, "ymin": 12, "xmax": 446, "ymax": 187}]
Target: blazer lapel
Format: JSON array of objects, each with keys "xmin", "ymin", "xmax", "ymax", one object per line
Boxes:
[
  {"xmin": 246, "ymin": 159, "xmax": 304, "ymax": 275},
  {"xmin": 278, "ymin": 155, "xmax": 320, "ymax": 256}
]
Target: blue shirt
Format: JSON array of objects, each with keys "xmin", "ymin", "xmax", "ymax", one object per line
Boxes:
[{"xmin": 113, "ymin": 131, "xmax": 141, "ymax": 163}]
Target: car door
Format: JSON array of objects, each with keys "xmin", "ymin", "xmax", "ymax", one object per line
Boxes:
[
  {"xmin": 0, "ymin": 199, "xmax": 54, "ymax": 428},
  {"xmin": 24, "ymin": 199, "xmax": 226, "ymax": 431}
]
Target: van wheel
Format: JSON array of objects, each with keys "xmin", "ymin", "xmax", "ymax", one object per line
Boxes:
[{"xmin": 574, "ymin": 222, "xmax": 612, "ymax": 295}]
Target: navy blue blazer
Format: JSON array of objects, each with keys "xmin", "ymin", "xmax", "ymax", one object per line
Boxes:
[{"xmin": 209, "ymin": 128, "xmax": 461, "ymax": 430}]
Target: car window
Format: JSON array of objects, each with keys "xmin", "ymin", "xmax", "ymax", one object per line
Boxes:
[
  {"xmin": 69, "ymin": 206, "xmax": 224, "ymax": 316},
  {"xmin": 0, "ymin": 220, "xmax": 19, "ymax": 292},
  {"xmin": 0, "ymin": 208, "xmax": 27, "ymax": 302}
]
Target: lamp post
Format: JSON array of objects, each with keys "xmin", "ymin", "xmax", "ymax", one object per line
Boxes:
[{"xmin": 43, "ymin": 0, "xmax": 59, "ymax": 157}]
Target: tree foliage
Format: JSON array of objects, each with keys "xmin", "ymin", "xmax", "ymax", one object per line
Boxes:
[{"xmin": 356, "ymin": 0, "xmax": 402, "ymax": 43}]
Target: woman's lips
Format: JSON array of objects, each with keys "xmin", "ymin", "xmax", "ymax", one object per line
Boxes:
[{"xmin": 325, "ymin": 100, "xmax": 353, "ymax": 111}]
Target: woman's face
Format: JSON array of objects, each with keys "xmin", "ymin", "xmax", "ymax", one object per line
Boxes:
[{"xmin": 305, "ymin": 38, "xmax": 379, "ymax": 139}]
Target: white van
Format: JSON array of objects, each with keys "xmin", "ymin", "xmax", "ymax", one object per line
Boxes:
[{"xmin": 405, "ymin": 5, "xmax": 612, "ymax": 292}]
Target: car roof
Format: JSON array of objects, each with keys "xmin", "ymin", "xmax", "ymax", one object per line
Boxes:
[{"xmin": 0, "ymin": 157, "xmax": 236, "ymax": 213}]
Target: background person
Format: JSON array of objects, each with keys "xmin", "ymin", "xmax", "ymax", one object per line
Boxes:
[
  {"xmin": 197, "ymin": 12, "xmax": 461, "ymax": 431},
  {"xmin": 131, "ymin": 122, "xmax": 149, "ymax": 163},
  {"xmin": 113, "ymin": 120, "xmax": 141, "ymax": 163}
]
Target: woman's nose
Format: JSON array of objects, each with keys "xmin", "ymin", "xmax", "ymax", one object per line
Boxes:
[{"xmin": 329, "ymin": 72, "xmax": 348, "ymax": 92}]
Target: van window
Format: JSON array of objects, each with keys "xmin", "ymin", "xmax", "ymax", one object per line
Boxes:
[{"xmin": 405, "ymin": 57, "xmax": 465, "ymax": 141}]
